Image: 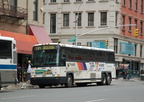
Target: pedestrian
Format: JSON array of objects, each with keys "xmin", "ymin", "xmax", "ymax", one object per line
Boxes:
[
  {"xmin": 17, "ymin": 63, "xmax": 22, "ymax": 82},
  {"xmin": 126, "ymin": 68, "xmax": 130, "ymax": 81},
  {"xmin": 27, "ymin": 60, "xmax": 31, "ymax": 82},
  {"xmin": 116, "ymin": 68, "xmax": 120, "ymax": 79},
  {"xmin": 23, "ymin": 67, "xmax": 27, "ymax": 82}
]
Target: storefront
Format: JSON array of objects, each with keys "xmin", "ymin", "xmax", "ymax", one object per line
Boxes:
[{"xmin": 0, "ymin": 26, "xmax": 52, "ymax": 82}]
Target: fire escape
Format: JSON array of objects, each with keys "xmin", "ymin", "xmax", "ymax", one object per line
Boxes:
[{"xmin": 0, "ymin": 0, "xmax": 28, "ymax": 25}]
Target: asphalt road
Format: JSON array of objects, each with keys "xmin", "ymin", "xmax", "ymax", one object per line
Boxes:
[{"xmin": 0, "ymin": 79, "xmax": 144, "ymax": 102}]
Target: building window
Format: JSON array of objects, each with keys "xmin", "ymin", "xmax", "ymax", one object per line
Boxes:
[
  {"xmin": 75, "ymin": 13, "xmax": 82, "ymax": 26},
  {"xmin": 135, "ymin": 0, "xmax": 138, "ymax": 11},
  {"xmin": 140, "ymin": 21, "xmax": 143, "ymax": 34},
  {"xmin": 128, "ymin": 17, "xmax": 132, "ymax": 31},
  {"xmin": 63, "ymin": 14, "xmax": 69, "ymax": 27},
  {"xmin": 135, "ymin": 44, "xmax": 137, "ymax": 56},
  {"xmin": 88, "ymin": 13, "xmax": 94, "ymax": 26},
  {"xmin": 122, "ymin": 0, "xmax": 126, "ymax": 6},
  {"xmin": 33, "ymin": 0, "xmax": 38, "ymax": 21},
  {"xmin": 10, "ymin": 0, "xmax": 17, "ymax": 11},
  {"xmin": 129, "ymin": 0, "xmax": 132, "ymax": 8},
  {"xmin": 43, "ymin": 0, "xmax": 46, "ymax": 4},
  {"xmin": 141, "ymin": 0, "xmax": 144, "ymax": 12},
  {"xmin": 64, "ymin": 0, "xmax": 69, "ymax": 2},
  {"xmin": 122, "ymin": 14, "xmax": 125, "ymax": 30},
  {"xmin": 135, "ymin": 19, "xmax": 138, "ymax": 28},
  {"xmin": 100, "ymin": 12, "xmax": 107, "ymax": 26},
  {"xmin": 114, "ymin": 38, "xmax": 118, "ymax": 54},
  {"xmin": 51, "ymin": 0, "xmax": 56, "ymax": 2},
  {"xmin": 76, "ymin": 0, "xmax": 82, "ymax": 1},
  {"xmin": 115, "ymin": 12, "xmax": 118, "ymax": 26},
  {"xmin": 43, "ymin": 12, "xmax": 45, "ymax": 24},
  {"xmin": 140, "ymin": 45, "xmax": 142, "ymax": 57},
  {"xmin": 50, "ymin": 14, "xmax": 56, "ymax": 33}
]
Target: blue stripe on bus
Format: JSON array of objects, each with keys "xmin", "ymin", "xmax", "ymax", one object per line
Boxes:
[
  {"xmin": 0, "ymin": 65, "xmax": 16, "ymax": 69},
  {"xmin": 82, "ymin": 62, "xmax": 87, "ymax": 70}
]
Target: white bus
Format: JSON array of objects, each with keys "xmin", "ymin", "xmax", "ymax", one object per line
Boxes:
[
  {"xmin": 0, "ymin": 36, "xmax": 17, "ymax": 89},
  {"xmin": 31, "ymin": 43, "xmax": 116, "ymax": 88}
]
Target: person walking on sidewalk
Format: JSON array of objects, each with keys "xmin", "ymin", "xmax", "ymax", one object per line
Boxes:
[
  {"xmin": 27, "ymin": 60, "xmax": 31, "ymax": 82},
  {"xmin": 126, "ymin": 68, "xmax": 130, "ymax": 81}
]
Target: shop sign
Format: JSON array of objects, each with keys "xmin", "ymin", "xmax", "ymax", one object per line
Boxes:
[{"xmin": 119, "ymin": 42, "xmax": 134, "ymax": 55}]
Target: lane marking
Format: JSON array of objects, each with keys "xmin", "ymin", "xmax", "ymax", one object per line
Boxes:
[
  {"xmin": 85, "ymin": 99, "xmax": 105, "ymax": 102},
  {"xmin": 1, "ymin": 95, "xmax": 34, "ymax": 100}
]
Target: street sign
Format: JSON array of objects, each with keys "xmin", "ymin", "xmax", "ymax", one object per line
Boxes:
[
  {"xmin": 72, "ymin": 36, "xmax": 76, "ymax": 40},
  {"xmin": 68, "ymin": 39, "xmax": 75, "ymax": 42}
]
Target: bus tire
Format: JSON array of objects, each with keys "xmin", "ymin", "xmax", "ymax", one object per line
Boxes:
[
  {"xmin": 65, "ymin": 75, "xmax": 73, "ymax": 88},
  {"xmin": 38, "ymin": 85, "xmax": 45, "ymax": 88},
  {"xmin": 106, "ymin": 74, "xmax": 111, "ymax": 85},
  {"xmin": 97, "ymin": 74, "xmax": 106, "ymax": 85}
]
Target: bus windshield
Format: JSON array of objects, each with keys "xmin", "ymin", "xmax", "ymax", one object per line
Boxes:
[{"xmin": 32, "ymin": 49, "xmax": 58, "ymax": 67}]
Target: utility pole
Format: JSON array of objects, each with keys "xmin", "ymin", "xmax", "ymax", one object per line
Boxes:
[
  {"xmin": 75, "ymin": 0, "xmax": 83, "ymax": 46},
  {"xmin": 75, "ymin": 24, "xmax": 136, "ymax": 44}
]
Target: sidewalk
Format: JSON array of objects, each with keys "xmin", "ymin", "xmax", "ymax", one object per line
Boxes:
[
  {"xmin": 0, "ymin": 81, "xmax": 38, "ymax": 91},
  {"xmin": 113, "ymin": 77, "xmax": 141, "ymax": 82}
]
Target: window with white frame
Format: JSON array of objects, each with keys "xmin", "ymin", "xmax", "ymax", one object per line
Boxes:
[
  {"xmin": 141, "ymin": 0, "xmax": 144, "ymax": 12},
  {"xmin": 140, "ymin": 21, "xmax": 143, "ymax": 34},
  {"xmin": 100, "ymin": 12, "xmax": 107, "ymax": 26},
  {"xmin": 63, "ymin": 14, "xmax": 69, "ymax": 27},
  {"xmin": 50, "ymin": 14, "xmax": 56, "ymax": 33},
  {"xmin": 88, "ymin": 13, "xmax": 94, "ymax": 26},
  {"xmin": 43, "ymin": 12, "xmax": 45, "ymax": 24},
  {"xmin": 115, "ymin": 12, "xmax": 118, "ymax": 26},
  {"xmin": 64, "ymin": 0, "xmax": 69, "ymax": 2},
  {"xmin": 129, "ymin": 0, "xmax": 132, "ymax": 8},
  {"xmin": 122, "ymin": 0, "xmax": 126, "ymax": 5},
  {"xmin": 135, "ymin": 19, "xmax": 138, "ymax": 28},
  {"xmin": 135, "ymin": 0, "xmax": 138, "ymax": 11},
  {"xmin": 122, "ymin": 14, "xmax": 125, "ymax": 29},
  {"xmin": 75, "ymin": 13, "xmax": 82, "ymax": 26},
  {"xmin": 51, "ymin": 0, "xmax": 56, "ymax": 2},
  {"xmin": 76, "ymin": 0, "xmax": 82, "ymax": 2},
  {"xmin": 10, "ymin": 0, "xmax": 17, "ymax": 11},
  {"xmin": 33, "ymin": 0, "xmax": 38, "ymax": 21},
  {"xmin": 128, "ymin": 17, "xmax": 132, "ymax": 31},
  {"xmin": 114, "ymin": 38, "xmax": 118, "ymax": 54},
  {"xmin": 140, "ymin": 45, "xmax": 142, "ymax": 57}
]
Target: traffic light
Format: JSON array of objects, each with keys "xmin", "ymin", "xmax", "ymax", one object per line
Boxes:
[
  {"xmin": 133, "ymin": 28, "xmax": 139, "ymax": 37},
  {"xmin": 105, "ymin": 40, "xmax": 108, "ymax": 46}
]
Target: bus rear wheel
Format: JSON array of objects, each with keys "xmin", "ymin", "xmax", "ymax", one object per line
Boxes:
[
  {"xmin": 65, "ymin": 75, "xmax": 73, "ymax": 88},
  {"xmin": 97, "ymin": 74, "xmax": 106, "ymax": 85},
  {"xmin": 106, "ymin": 74, "xmax": 111, "ymax": 85}
]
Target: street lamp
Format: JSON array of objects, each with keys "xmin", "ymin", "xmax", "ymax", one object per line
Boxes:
[{"xmin": 76, "ymin": 24, "xmax": 136, "ymax": 41}]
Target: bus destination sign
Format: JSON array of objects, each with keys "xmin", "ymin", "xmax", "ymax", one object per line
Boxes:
[{"xmin": 34, "ymin": 45, "xmax": 56, "ymax": 50}]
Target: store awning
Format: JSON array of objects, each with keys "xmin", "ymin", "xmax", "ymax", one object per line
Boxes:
[
  {"xmin": 0, "ymin": 30, "xmax": 38, "ymax": 54},
  {"xmin": 29, "ymin": 25, "xmax": 52, "ymax": 44}
]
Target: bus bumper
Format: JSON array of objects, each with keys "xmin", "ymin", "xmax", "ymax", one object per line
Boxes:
[{"xmin": 30, "ymin": 77, "xmax": 66, "ymax": 86}]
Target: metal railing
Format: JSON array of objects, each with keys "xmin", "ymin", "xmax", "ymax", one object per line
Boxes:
[{"xmin": 0, "ymin": 2, "xmax": 27, "ymax": 20}]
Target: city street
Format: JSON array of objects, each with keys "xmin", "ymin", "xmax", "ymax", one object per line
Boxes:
[{"xmin": 0, "ymin": 79, "xmax": 144, "ymax": 102}]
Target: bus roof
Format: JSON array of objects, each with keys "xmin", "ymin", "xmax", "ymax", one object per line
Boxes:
[
  {"xmin": 34, "ymin": 43, "xmax": 114, "ymax": 52},
  {"xmin": 0, "ymin": 36, "xmax": 14, "ymax": 41}
]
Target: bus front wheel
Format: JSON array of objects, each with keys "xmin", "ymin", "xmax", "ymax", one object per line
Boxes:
[{"xmin": 65, "ymin": 75, "xmax": 73, "ymax": 88}]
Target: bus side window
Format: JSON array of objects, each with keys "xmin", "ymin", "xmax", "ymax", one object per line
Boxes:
[{"xmin": 60, "ymin": 48, "xmax": 66, "ymax": 66}]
